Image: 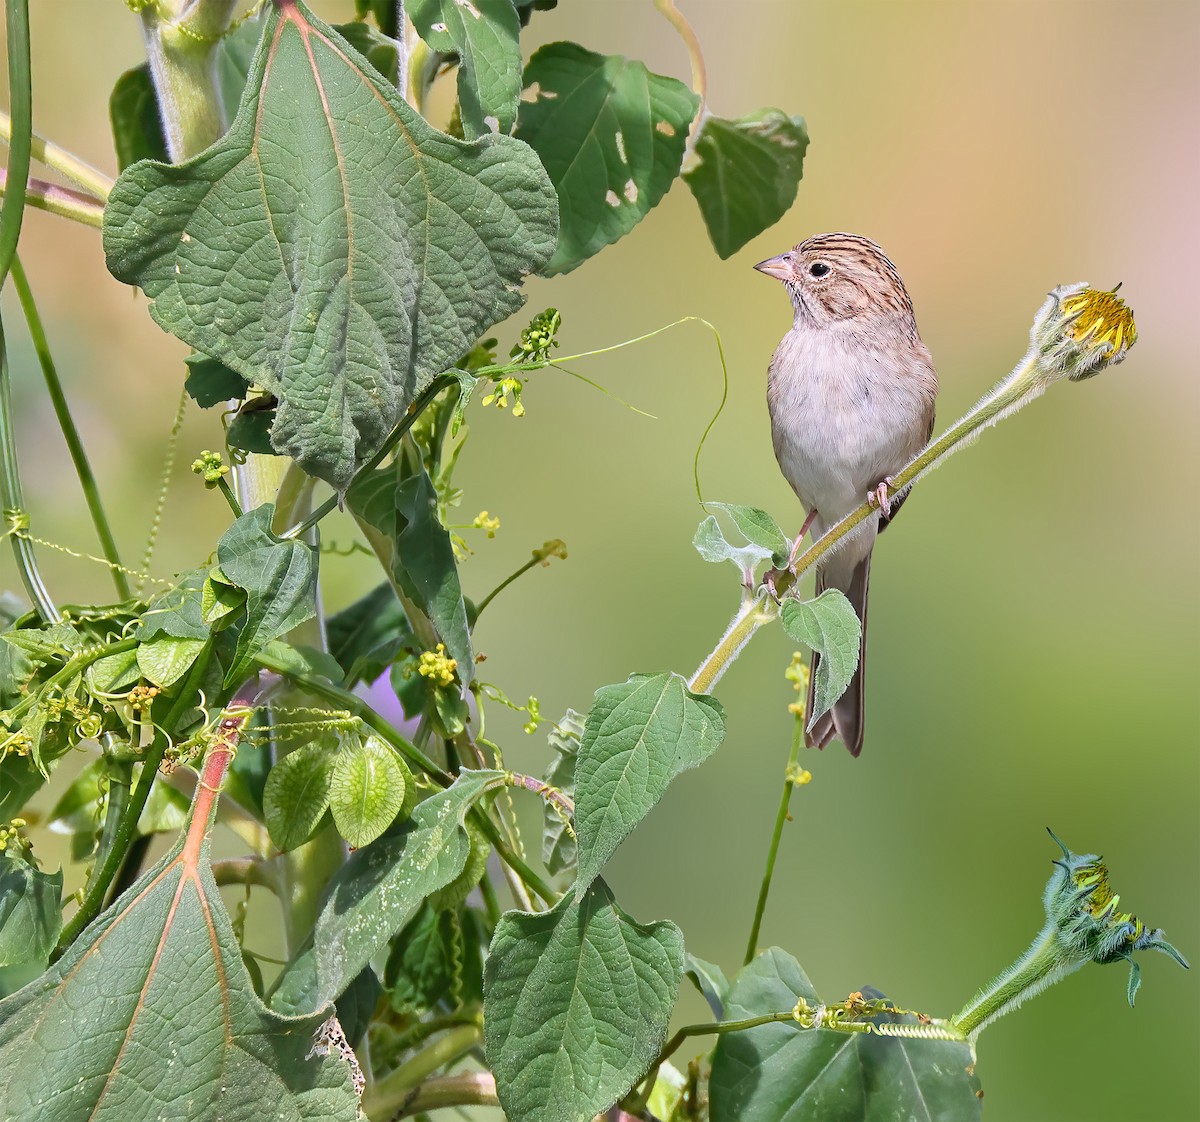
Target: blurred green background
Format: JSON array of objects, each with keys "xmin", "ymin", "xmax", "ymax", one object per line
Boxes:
[{"xmin": 3, "ymin": 2, "xmax": 1198, "ymax": 1119}]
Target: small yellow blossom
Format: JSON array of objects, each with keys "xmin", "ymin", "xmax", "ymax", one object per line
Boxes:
[
  {"xmin": 473, "ymin": 511, "xmax": 501, "ymax": 538},
  {"xmin": 191, "ymin": 450, "xmax": 231, "ymax": 487},
  {"xmin": 418, "ymin": 643, "xmax": 458, "ymax": 688}
]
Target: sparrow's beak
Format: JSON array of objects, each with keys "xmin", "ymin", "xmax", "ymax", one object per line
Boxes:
[{"xmin": 753, "ymin": 254, "xmax": 793, "ymax": 282}]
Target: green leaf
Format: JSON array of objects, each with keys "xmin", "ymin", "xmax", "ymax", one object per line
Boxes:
[
  {"xmin": 217, "ymin": 504, "xmax": 317, "ymax": 686},
  {"xmin": 541, "ymin": 709, "xmax": 583, "ymax": 877},
  {"xmin": 355, "ymin": 0, "xmax": 399, "ymax": 37},
  {"xmin": 710, "ymin": 949, "xmax": 981, "ymax": 1122},
  {"xmin": 410, "ymin": 0, "xmax": 522, "ymax": 139},
  {"xmin": 573, "ymin": 672, "xmax": 725, "ymax": 896},
  {"xmin": 348, "ymin": 465, "xmax": 473, "ymax": 682},
  {"xmin": 86, "ymin": 645, "xmax": 142, "ymax": 695},
  {"xmin": 103, "ymin": 0, "xmax": 557, "ymax": 490},
  {"xmin": 272, "ymin": 768, "xmax": 505, "ymax": 1014},
  {"xmin": 184, "ymin": 353, "xmax": 249, "ymax": 407},
  {"xmin": 779, "ymin": 591, "xmax": 861, "ymax": 724},
  {"xmin": 137, "ymin": 569, "xmax": 211, "ymax": 642},
  {"xmin": 484, "ymin": 878, "xmax": 683, "ymax": 1122},
  {"xmin": 708, "ymin": 502, "xmax": 789, "ymax": 557},
  {"xmin": 684, "ymin": 110, "xmax": 809, "ymax": 259},
  {"xmin": 329, "ymin": 733, "xmax": 407, "ymax": 848},
  {"xmin": 0, "ymin": 780, "xmax": 359, "ymax": 1118},
  {"xmin": 0, "ymin": 853, "xmax": 62, "ymax": 970},
  {"xmin": 0, "ymin": 757, "xmax": 45, "ymax": 821},
  {"xmin": 326, "ymin": 581, "xmax": 412, "ymax": 686},
  {"xmin": 227, "ymin": 402, "xmax": 280, "ymax": 456},
  {"xmin": 332, "ymin": 21, "xmax": 399, "ymax": 87},
  {"xmin": 684, "ymin": 952, "xmax": 728, "ymax": 1018},
  {"xmin": 516, "ymin": 42, "xmax": 699, "ymax": 275},
  {"xmin": 201, "ymin": 569, "xmax": 246, "ymax": 627},
  {"xmin": 109, "ymin": 66, "xmax": 168, "ymax": 171},
  {"xmin": 263, "ymin": 739, "xmax": 337, "ymax": 853},
  {"xmin": 384, "ymin": 901, "xmax": 463, "ymax": 1015},
  {"xmin": 693, "ymin": 515, "xmax": 774, "ymax": 572},
  {"xmin": 136, "ymin": 635, "xmax": 207, "ymax": 688}
]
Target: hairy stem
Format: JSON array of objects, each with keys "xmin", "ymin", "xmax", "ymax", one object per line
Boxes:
[
  {"xmin": 387, "ymin": 1072, "xmax": 498, "ymax": 1119},
  {"xmin": 0, "ymin": 110, "xmax": 113, "ymax": 200},
  {"xmin": 362, "ymin": 1023, "xmax": 482, "ymax": 1120},
  {"xmin": 744, "ymin": 716, "xmax": 804, "ymax": 965},
  {"xmin": 0, "ymin": 172, "xmax": 104, "ymax": 228},
  {"xmin": 11, "ymin": 256, "xmax": 130, "ymax": 599},
  {"xmin": 690, "ymin": 348, "xmax": 1056, "ymax": 693},
  {"xmin": 653, "ymin": 0, "xmax": 707, "ymax": 155}
]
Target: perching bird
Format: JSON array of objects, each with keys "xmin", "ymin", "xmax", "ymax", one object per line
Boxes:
[{"xmin": 756, "ymin": 233, "xmax": 938, "ymax": 756}]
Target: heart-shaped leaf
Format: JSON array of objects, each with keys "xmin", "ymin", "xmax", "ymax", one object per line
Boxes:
[
  {"xmin": 0, "ymin": 736, "xmax": 360, "ymax": 1120},
  {"xmin": 516, "ymin": 42, "xmax": 698, "ymax": 275},
  {"xmin": 573, "ymin": 672, "xmax": 725, "ymax": 895},
  {"xmin": 484, "ymin": 879, "xmax": 683, "ymax": 1122},
  {"xmin": 709, "ymin": 949, "xmax": 981, "ymax": 1122},
  {"xmin": 104, "ymin": 0, "xmax": 557, "ymax": 489},
  {"xmin": 779, "ymin": 591, "xmax": 861, "ymax": 723},
  {"xmin": 684, "ymin": 110, "xmax": 809, "ymax": 259}
]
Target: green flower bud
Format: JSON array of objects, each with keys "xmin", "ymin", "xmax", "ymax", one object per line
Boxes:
[{"xmin": 951, "ymin": 830, "xmax": 1187, "ymax": 1041}]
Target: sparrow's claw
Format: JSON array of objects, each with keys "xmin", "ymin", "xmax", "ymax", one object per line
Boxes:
[{"xmin": 868, "ymin": 479, "xmax": 894, "ymax": 519}]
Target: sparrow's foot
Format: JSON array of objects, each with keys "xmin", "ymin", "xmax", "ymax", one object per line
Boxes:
[{"xmin": 868, "ymin": 479, "xmax": 894, "ymax": 519}]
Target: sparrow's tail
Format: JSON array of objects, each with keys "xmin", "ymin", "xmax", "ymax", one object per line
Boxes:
[{"xmin": 805, "ymin": 552, "xmax": 870, "ymax": 757}]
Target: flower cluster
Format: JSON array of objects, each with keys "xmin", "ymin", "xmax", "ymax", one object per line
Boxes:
[
  {"xmin": 190, "ymin": 449, "xmax": 230, "ymax": 487},
  {"xmin": 418, "ymin": 643, "xmax": 458, "ymax": 688},
  {"xmin": 511, "ymin": 307, "xmax": 561, "ymax": 364}
]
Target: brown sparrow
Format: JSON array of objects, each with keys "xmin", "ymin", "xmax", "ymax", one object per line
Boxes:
[{"xmin": 757, "ymin": 233, "xmax": 938, "ymax": 756}]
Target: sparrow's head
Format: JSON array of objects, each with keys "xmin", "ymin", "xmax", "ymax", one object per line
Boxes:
[{"xmin": 755, "ymin": 232, "xmax": 914, "ymax": 326}]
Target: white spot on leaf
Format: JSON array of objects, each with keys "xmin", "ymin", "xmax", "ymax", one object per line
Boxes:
[
  {"xmin": 614, "ymin": 130, "xmax": 627, "ymax": 164},
  {"xmin": 431, "ymin": 21, "xmax": 448, "ymax": 32},
  {"xmin": 623, "ymin": 179, "xmax": 638, "ymax": 203},
  {"xmin": 454, "ymin": 0, "xmax": 482, "ymax": 16},
  {"xmin": 655, "ymin": 120, "xmax": 675, "ymax": 137},
  {"xmin": 484, "ymin": 115, "xmax": 500, "ymax": 133},
  {"xmin": 605, "ymin": 190, "xmax": 621, "ymax": 207}
]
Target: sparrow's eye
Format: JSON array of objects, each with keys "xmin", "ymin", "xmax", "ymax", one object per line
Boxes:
[{"xmin": 809, "ymin": 262, "xmax": 830, "ymax": 278}]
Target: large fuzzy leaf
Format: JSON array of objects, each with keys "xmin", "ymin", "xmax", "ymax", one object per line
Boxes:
[
  {"xmin": 104, "ymin": 0, "xmax": 557, "ymax": 489},
  {"xmin": 0, "ymin": 737, "xmax": 359, "ymax": 1120}
]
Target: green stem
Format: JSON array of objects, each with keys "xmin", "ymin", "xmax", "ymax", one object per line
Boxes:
[
  {"xmin": 0, "ymin": 0, "xmax": 31, "ymax": 289},
  {"xmin": 688, "ymin": 591, "xmax": 775, "ymax": 694},
  {"xmin": 655, "ymin": 1010, "xmax": 802, "ymax": 1068},
  {"xmin": 744, "ymin": 716, "xmax": 804, "ymax": 965},
  {"xmin": 215, "ymin": 475, "xmax": 244, "ymax": 518},
  {"xmin": 139, "ymin": 2, "xmax": 239, "ymax": 163},
  {"xmin": 474, "ymin": 553, "xmax": 545, "ymax": 618},
  {"xmin": 0, "ymin": 109, "xmax": 113, "ymax": 199},
  {"xmin": 362, "ymin": 1023, "xmax": 482, "ymax": 1120},
  {"xmin": 383, "ymin": 1072, "xmax": 498, "ymax": 1119},
  {"xmin": 0, "ymin": 309, "xmax": 58, "ymax": 622},
  {"xmin": 690, "ymin": 348, "xmax": 1053, "ymax": 693},
  {"xmin": 950, "ymin": 923, "xmax": 1068, "ymax": 1040},
  {"xmin": 55, "ymin": 649, "xmax": 212, "ymax": 955},
  {"xmin": 211, "ymin": 855, "xmax": 281, "ymax": 891},
  {"xmin": 11, "ymin": 256, "xmax": 130, "ymax": 599},
  {"xmin": 0, "ymin": 172, "xmax": 104, "ymax": 228},
  {"xmin": 653, "ymin": 0, "xmax": 707, "ymax": 156}
]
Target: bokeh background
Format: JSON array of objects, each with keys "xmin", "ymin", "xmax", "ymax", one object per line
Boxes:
[{"xmin": 3, "ymin": 2, "xmax": 1198, "ymax": 1119}]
